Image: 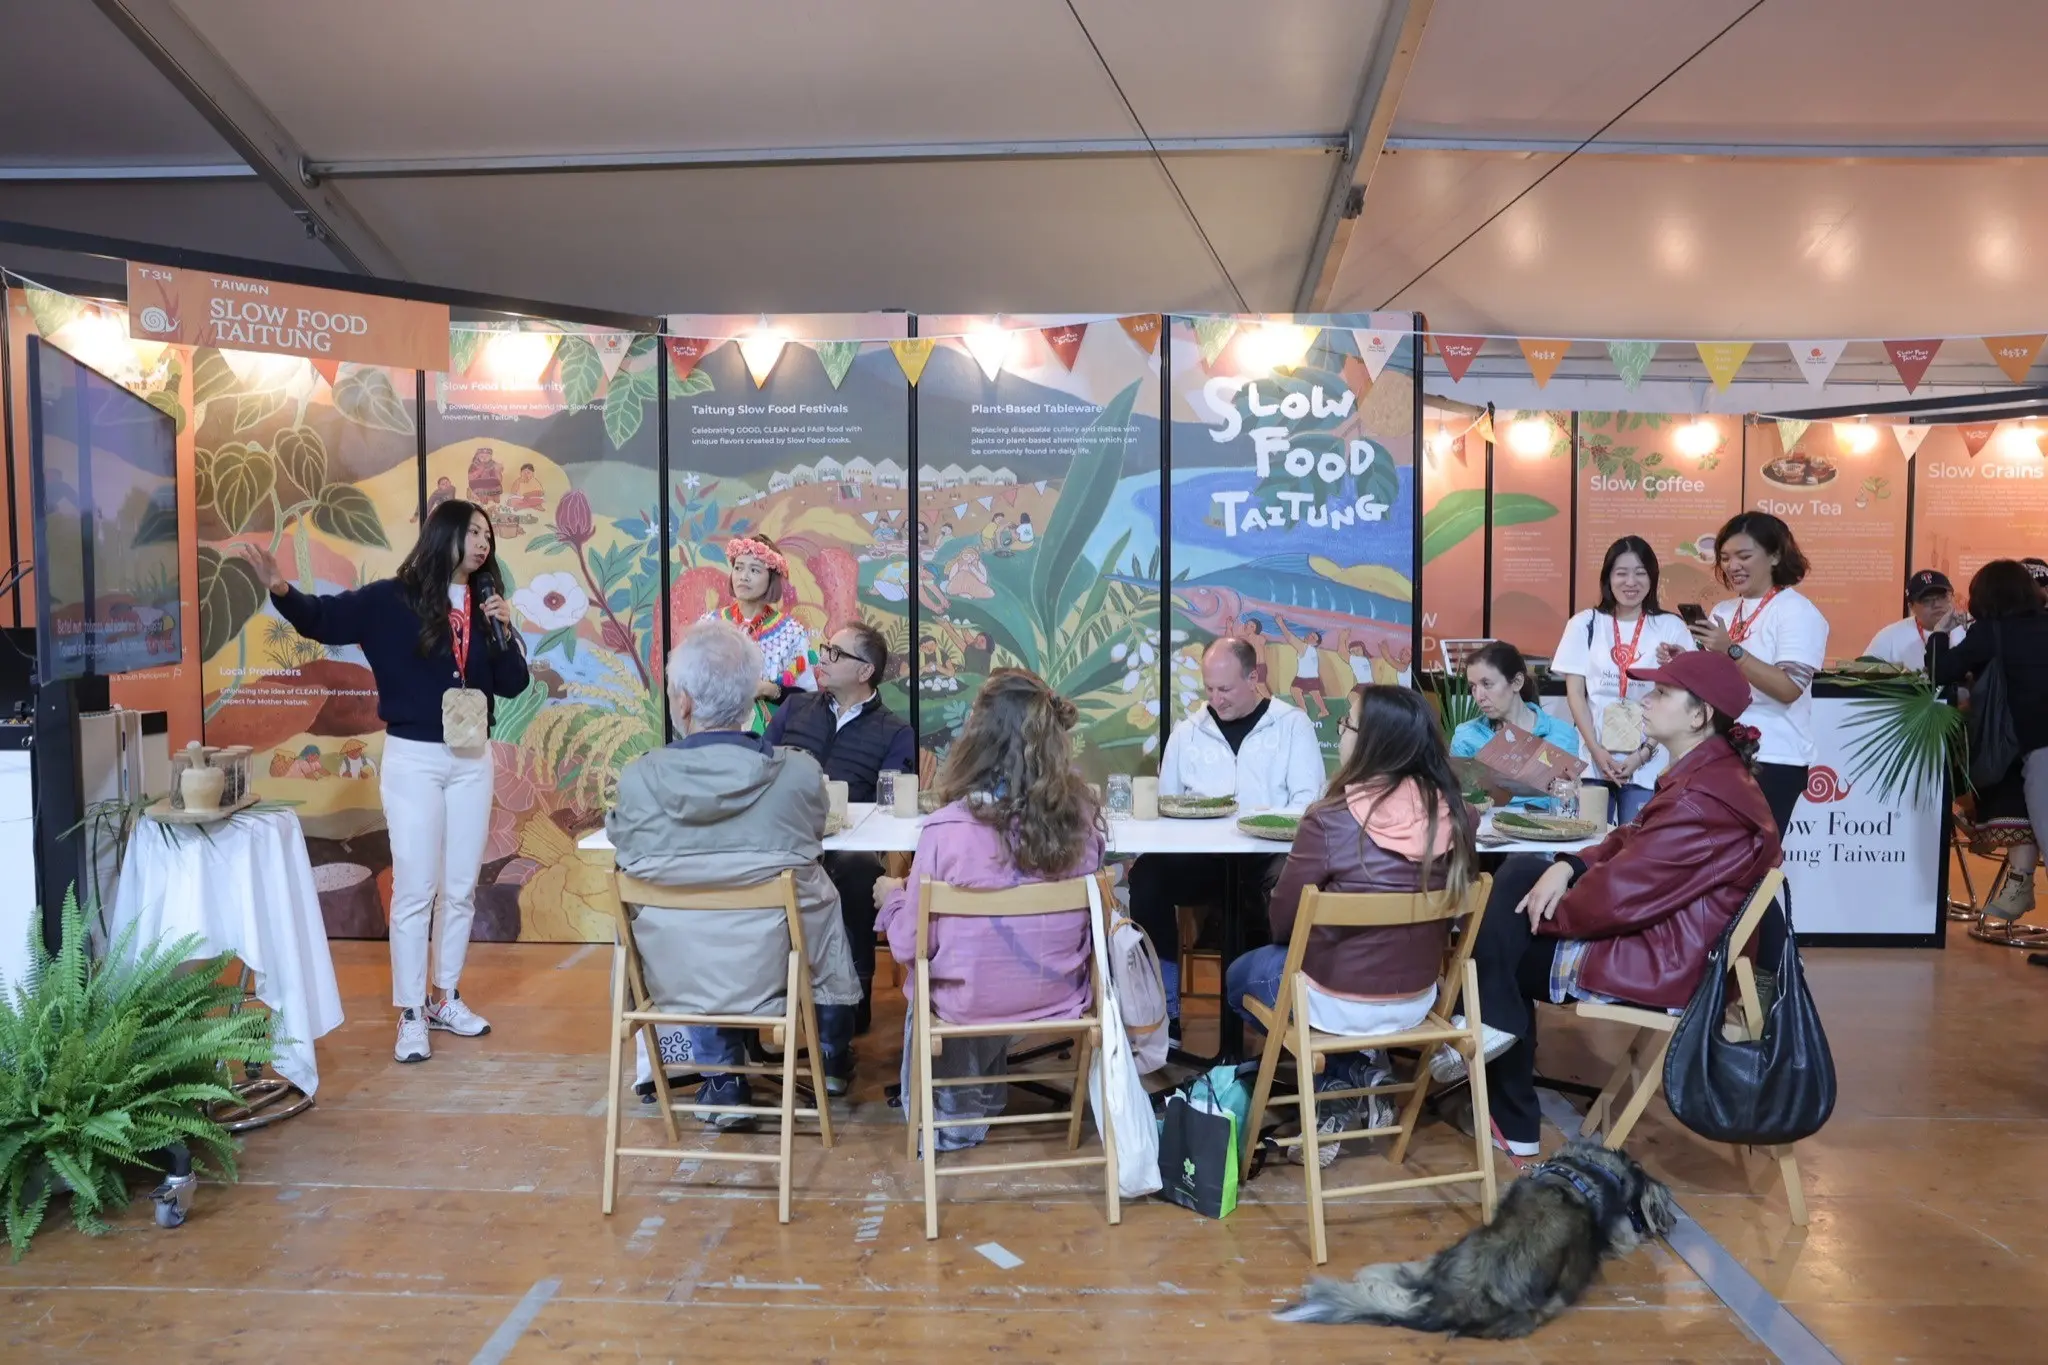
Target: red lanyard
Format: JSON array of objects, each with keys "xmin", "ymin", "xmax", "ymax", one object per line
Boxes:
[
  {"xmin": 448, "ymin": 589, "xmax": 472, "ymax": 680},
  {"xmin": 1609, "ymin": 612, "xmax": 1646, "ymax": 679},
  {"xmin": 1728, "ymin": 589, "xmax": 1779, "ymax": 644}
]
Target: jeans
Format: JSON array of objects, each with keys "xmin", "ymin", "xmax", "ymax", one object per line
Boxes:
[
  {"xmin": 1224, "ymin": 944, "xmax": 1376, "ymax": 1094},
  {"xmin": 380, "ymin": 735, "xmax": 494, "ymax": 1008},
  {"xmin": 688, "ymin": 1005, "xmax": 854, "ymax": 1106}
]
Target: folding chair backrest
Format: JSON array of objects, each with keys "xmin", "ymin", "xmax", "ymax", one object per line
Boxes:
[
  {"xmin": 1723, "ymin": 868, "xmax": 1786, "ymax": 961},
  {"xmin": 614, "ymin": 869, "xmax": 808, "ymax": 980},
  {"xmin": 1288, "ymin": 875, "xmax": 1494, "ymax": 1018},
  {"xmin": 914, "ymin": 872, "xmax": 1102, "ymax": 961}
]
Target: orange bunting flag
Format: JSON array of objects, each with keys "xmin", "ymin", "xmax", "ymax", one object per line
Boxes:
[
  {"xmin": 1519, "ymin": 339, "xmax": 1571, "ymax": 387},
  {"xmin": 1434, "ymin": 335, "xmax": 1484, "ymax": 383},
  {"xmin": 1118, "ymin": 314, "xmax": 1161, "ymax": 355},
  {"xmin": 1473, "ymin": 411, "xmax": 1495, "ymax": 446},
  {"xmin": 311, "ymin": 358, "xmax": 340, "ymax": 387},
  {"xmin": 1958, "ymin": 422, "xmax": 1998, "ymax": 457},
  {"xmin": 1695, "ymin": 341, "xmax": 1753, "ymax": 391},
  {"xmin": 1983, "ymin": 335, "xmax": 2046, "ymax": 384},
  {"xmin": 1884, "ymin": 339, "xmax": 1942, "ymax": 393},
  {"xmin": 890, "ymin": 337, "xmax": 936, "ymax": 386},
  {"xmin": 1040, "ymin": 323, "xmax": 1087, "ymax": 370},
  {"xmin": 664, "ymin": 337, "xmax": 709, "ymax": 381}
]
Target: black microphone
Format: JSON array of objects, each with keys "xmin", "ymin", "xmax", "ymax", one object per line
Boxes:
[{"xmin": 475, "ymin": 569, "xmax": 513, "ymax": 650}]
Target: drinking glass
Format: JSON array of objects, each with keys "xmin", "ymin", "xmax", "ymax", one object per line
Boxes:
[
  {"xmin": 877, "ymin": 769, "xmax": 897, "ymax": 811},
  {"xmin": 1547, "ymin": 777, "xmax": 1580, "ymax": 820},
  {"xmin": 1106, "ymin": 773, "xmax": 1134, "ymax": 819}
]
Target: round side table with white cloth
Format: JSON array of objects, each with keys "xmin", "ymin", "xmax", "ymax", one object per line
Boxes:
[{"xmin": 108, "ymin": 807, "xmax": 345, "ymax": 1117}]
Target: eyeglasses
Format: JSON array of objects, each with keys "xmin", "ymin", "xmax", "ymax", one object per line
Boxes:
[
  {"xmin": 819, "ymin": 644, "xmax": 873, "ymax": 669},
  {"xmin": 1337, "ymin": 716, "xmax": 1358, "ymax": 735}
]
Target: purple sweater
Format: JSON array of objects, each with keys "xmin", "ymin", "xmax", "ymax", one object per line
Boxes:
[{"xmin": 876, "ymin": 801, "xmax": 1102, "ymax": 1024}]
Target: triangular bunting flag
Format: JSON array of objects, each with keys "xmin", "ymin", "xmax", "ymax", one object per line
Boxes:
[
  {"xmin": 1194, "ymin": 317, "xmax": 1237, "ymax": 365},
  {"xmin": 1884, "ymin": 339, "xmax": 1942, "ymax": 393},
  {"xmin": 977, "ymin": 495, "xmax": 994, "ymax": 510},
  {"xmin": 862, "ymin": 511, "xmax": 879, "ymax": 525},
  {"xmin": 665, "ymin": 337, "xmax": 709, "ymax": 381},
  {"xmin": 1434, "ymin": 335, "xmax": 1484, "ymax": 383},
  {"xmin": 1606, "ymin": 340, "xmax": 1656, "ymax": 389},
  {"xmin": 1118, "ymin": 314, "xmax": 1161, "ymax": 355},
  {"xmin": 311, "ymin": 357, "xmax": 340, "ymax": 388},
  {"xmin": 1959, "ymin": 422, "xmax": 1998, "ymax": 457},
  {"xmin": 592, "ymin": 332, "xmax": 630, "ymax": 382},
  {"xmin": 1983, "ymin": 335, "xmax": 2046, "ymax": 384},
  {"xmin": 890, "ymin": 337, "xmax": 936, "ymax": 385},
  {"xmin": 1696, "ymin": 341, "xmax": 1753, "ymax": 391},
  {"xmin": 1774, "ymin": 419, "xmax": 1810, "ymax": 455},
  {"xmin": 1519, "ymin": 339, "xmax": 1570, "ymax": 387},
  {"xmin": 964, "ymin": 329, "xmax": 1014, "ymax": 382},
  {"xmin": 1892, "ymin": 424, "xmax": 1929, "ymax": 459},
  {"xmin": 1473, "ymin": 412, "xmax": 1495, "ymax": 446},
  {"xmin": 952, "ymin": 503, "xmax": 968, "ymax": 518},
  {"xmin": 1040, "ymin": 324, "xmax": 1086, "ymax": 370},
  {"xmin": 1001, "ymin": 487, "xmax": 1020, "ymax": 506},
  {"xmin": 1351, "ymin": 315, "xmax": 1405, "ymax": 381},
  {"xmin": 814, "ymin": 340, "xmax": 859, "ymax": 389},
  {"xmin": 739, "ymin": 334, "xmax": 786, "ymax": 387},
  {"xmin": 1033, "ymin": 480, "xmax": 1048, "ymax": 494},
  {"xmin": 1789, "ymin": 340, "xmax": 1847, "ymax": 388}
]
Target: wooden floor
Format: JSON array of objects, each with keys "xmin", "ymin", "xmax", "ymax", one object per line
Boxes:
[{"xmin": 5, "ymin": 879, "xmax": 2046, "ymax": 1362}]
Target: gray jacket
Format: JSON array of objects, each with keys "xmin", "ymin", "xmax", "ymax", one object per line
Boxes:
[{"xmin": 605, "ymin": 734, "xmax": 861, "ymax": 1013}]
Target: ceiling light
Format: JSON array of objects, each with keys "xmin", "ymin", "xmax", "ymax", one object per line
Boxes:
[
  {"xmin": 738, "ymin": 329, "xmax": 789, "ymax": 387},
  {"xmin": 1674, "ymin": 418, "xmax": 1720, "ymax": 458},
  {"xmin": 963, "ymin": 323, "xmax": 1015, "ymax": 382},
  {"xmin": 1506, "ymin": 415, "xmax": 1554, "ymax": 457},
  {"xmin": 1833, "ymin": 421, "xmax": 1880, "ymax": 456}
]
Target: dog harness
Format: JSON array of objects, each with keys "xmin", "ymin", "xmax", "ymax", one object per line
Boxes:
[{"xmin": 1527, "ymin": 1158, "xmax": 1649, "ymax": 1236}]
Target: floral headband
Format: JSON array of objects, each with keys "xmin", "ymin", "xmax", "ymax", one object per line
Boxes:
[{"xmin": 726, "ymin": 537, "xmax": 788, "ymax": 577}]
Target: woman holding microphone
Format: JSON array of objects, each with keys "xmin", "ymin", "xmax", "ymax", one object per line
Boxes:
[{"xmin": 242, "ymin": 499, "xmax": 530, "ymax": 1064}]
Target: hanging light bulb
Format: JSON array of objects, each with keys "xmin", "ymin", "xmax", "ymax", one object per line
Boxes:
[
  {"xmin": 2000, "ymin": 421, "xmax": 2043, "ymax": 457},
  {"xmin": 485, "ymin": 330, "xmax": 558, "ymax": 387},
  {"xmin": 1506, "ymin": 415, "xmax": 1554, "ymax": 457},
  {"xmin": 738, "ymin": 328, "xmax": 789, "ymax": 387},
  {"xmin": 1674, "ymin": 418, "xmax": 1721, "ymax": 458},
  {"xmin": 1237, "ymin": 322, "xmax": 1319, "ymax": 374},
  {"xmin": 1833, "ymin": 421, "xmax": 1880, "ymax": 455},
  {"xmin": 963, "ymin": 323, "xmax": 1015, "ymax": 382},
  {"xmin": 1428, "ymin": 428, "xmax": 1455, "ymax": 459}
]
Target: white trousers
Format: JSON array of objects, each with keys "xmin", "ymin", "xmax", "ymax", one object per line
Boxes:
[{"xmin": 380, "ymin": 735, "xmax": 495, "ymax": 1008}]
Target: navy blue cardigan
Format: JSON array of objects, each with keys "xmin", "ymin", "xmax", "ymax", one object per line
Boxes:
[{"xmin": 271, "ymin": 578, "xmax": 531, "ymax": 744}]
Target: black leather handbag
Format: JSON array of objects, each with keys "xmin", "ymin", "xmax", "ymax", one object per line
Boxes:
[
  {"xmin": 1663, "ymin": 881, "xmax": 1836, "ymax": 1146},
  {"xmin": 1967, "ymin": 621, "xmax": 2022, "ymax": 792}
]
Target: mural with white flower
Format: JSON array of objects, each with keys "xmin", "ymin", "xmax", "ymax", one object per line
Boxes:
[{"xmin": 512, "ymin": 571, "xmax": 591, "ymax": 633}]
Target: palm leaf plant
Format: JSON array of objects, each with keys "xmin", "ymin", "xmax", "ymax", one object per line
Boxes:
[
  {"xmin": 0, "ymin": 886, "xmax": 275, "ymax": 1258},
  {"xmin": 1834, "ymin": 670, "xmax": 1967, "ymax": 805}
]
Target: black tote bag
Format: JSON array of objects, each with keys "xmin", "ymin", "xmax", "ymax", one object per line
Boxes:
[
  {"xmin": 1967, "ymin": 621, "xmax": 2022, "ymax": 792},
  {"xmin": 1663, "ymin": 880, "xmax": 1836, "ymax": 1147}
]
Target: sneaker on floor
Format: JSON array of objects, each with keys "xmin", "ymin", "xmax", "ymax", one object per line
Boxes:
[
  {"xmin": 394, "ymin": 1008, "xmax": 430, "ymax": 1063},
  {"xmin": 1429, "ymin": 1017, "xmax": 1517, "ymax": 1085},
  {"xmin": 1291, "ymin": 1104, "xmax": 1356, "ymax": 1168},
  {"xmin": 1439, "ymin": 1088, "xmax": 1541, "ymax": 1158},
  {"xmin": 1359, "ymin": 1065, "xmax": 1397, "ymax": 1132},
  {"xmin": 823, "ymin": 1068, "xmax": 852, "ymax": 1099},
  {"xmin": 426, "ymin": 991, "xmax": 491, "ymax": 1037},
  {"xmin": 693, "ymin": 1080, "xmax": 757, "ymax": 1131},
  {"xmin": 1985, "ymin": 869, "xmax": 2038, "ymax": 920}
]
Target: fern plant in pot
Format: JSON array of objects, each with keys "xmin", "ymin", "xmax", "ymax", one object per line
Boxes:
[{"xmin": 0, "ymin": 887, "xmax": 275, "ymax": 1258}]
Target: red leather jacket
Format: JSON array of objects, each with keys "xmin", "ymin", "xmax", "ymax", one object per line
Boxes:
[{"xmin": 1549, "ymin": 736, "xmax": 1781, "ymax": 1010}]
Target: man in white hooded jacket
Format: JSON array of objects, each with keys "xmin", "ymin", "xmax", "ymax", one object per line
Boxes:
[{"xmin": 1132, "ymin": 637, "xmax": 1326, "ymax": 1022}]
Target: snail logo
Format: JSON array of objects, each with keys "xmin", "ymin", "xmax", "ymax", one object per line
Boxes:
[
  {"xmin": 138, "ymin": 306, "xmax": 173, "ymax": 334},
  {"xmin": 1804, "ymin": 766, "xmax": 1851, "ymax": 803}
]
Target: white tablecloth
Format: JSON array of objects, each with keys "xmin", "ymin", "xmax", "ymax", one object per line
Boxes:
[{"xmin": 108, "ymin": 807, "xmax": 344, "ymax": 1096}]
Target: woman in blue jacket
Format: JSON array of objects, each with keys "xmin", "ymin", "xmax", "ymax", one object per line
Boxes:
[{"xmin": 1450, "ymin": 641, "xmax": 1581, "ymax": 810}]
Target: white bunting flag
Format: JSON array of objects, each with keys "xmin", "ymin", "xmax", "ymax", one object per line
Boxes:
[
  {"xmin": 977, "ymin": 495, "xmax": 994, "ymax": 510},
  {"xmin": 953, "ymin": 503, "xmax": 968, "ymax": 518},
  {"xmin": 1790, "ymin": 340, "xmax": 1847, "ymax": 388},
  {"xmin": 1034, "ymin": 480, "xmax": 1048, "ymax": 494},
  {"xmin": 862, "ymin": 510, "xmax": 879, "ymax": 524},
  {"xmin": 592, "ymin": 331, "xmax": 630, "ymax": 382},
  {"xmin": 1351, "ymin": 311, "xmax": 1410, "ymax": 381},
  {"xmin": 1892, "ymin": 424, "xmax": 1930, "ymax": 459}
]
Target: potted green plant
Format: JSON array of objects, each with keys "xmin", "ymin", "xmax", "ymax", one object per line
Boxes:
[{"xmin": 0, "ymin": 886, "xmax": 275, "ymax": 1258}]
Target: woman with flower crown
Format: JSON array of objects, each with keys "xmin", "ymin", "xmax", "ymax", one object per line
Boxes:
[{"xmin": 707, "ymin": 533, "xmax": 817, "ymax": 732}]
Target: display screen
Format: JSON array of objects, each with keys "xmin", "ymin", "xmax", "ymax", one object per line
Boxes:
[{"xmin": 27, "ymin": 337, "xmax": 183, "ymax": 680}]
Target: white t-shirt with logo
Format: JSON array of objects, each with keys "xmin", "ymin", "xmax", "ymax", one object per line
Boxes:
[
  {"xmin": 1863, "ymin": 616, "xmax": 1966, "ymax": 671},
  {"xmin": 1711, "ymin": 588, "xmax": 1830, "ymax": 767},
  {"xmin": 1550, "ymin": 608, "xmax": 1697, "ymax": 789}
]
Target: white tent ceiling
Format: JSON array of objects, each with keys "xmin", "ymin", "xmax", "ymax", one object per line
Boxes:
[{"xmin": 3, "ymin": 0, "xmax": 2047, "ymax": 358}]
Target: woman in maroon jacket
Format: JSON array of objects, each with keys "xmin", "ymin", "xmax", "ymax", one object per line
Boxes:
[
  {"xmin": 1439, "ymin": 649, "xmax": 1782, "ymax": 1156},
  {"xmin": 1227, "ymin": 685, "xmax": 1479, "ymax": 1165}
]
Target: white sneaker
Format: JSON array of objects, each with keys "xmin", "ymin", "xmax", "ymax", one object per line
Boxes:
[
  {"xmin": 1293, "ymin": 1106, "xmax": 1354, "ymax": 1168},
  {"xmin": 427, "ymin": 992, "xmax": 491, "ymax": 1037},
  {"xmin": 1429, "ymin": 1017, "xmax": 1517, "ymax": 1085},
  {"xmin": 395, "ymin": 1009, "xmax": 431, "ymax": 1063}
]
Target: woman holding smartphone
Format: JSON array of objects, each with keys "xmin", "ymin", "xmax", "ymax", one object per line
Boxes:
[{"xmin": 242, "ymin": 500, "xmax": 530, "ymax": 1064}]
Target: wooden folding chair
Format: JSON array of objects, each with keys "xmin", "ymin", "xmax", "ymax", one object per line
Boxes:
[
  {"xmin": 1574, "ymin": 867, "xmax": 1808, "ymax": 1225},
  {"xmin": 907, "ymin": 872, "xmax": 1120, "ymax": 1240},
  {"xmin": 1240, "ymin": 875, "xmax": 1499, "ymax": 1265},
  {"xmin": 601, "ymin": 869, "xmax": 835, "ymax": 1222}
]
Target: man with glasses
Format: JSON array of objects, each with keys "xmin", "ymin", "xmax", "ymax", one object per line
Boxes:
[{"xmin": 765, "ymin": 621, "xmax": 915, "ymax": 1059}]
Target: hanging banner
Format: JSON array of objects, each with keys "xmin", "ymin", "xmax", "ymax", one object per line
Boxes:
[
  {"xmin": 1518, "ymin": 339, "xmax": 1570, "ymax": 387},
  {"xmin": 664, "ymin": 336, "xmax": 709, "ymax": 380},
  {"xmin": 1958, "ymin": 422, "xmax": 1998, "ymax": 457},
  {"xmin": 591, "ymin": 331, "xmax": 631, "ymax": 381},
  {"xmin": 1490, "ymin": 408, "xmax": 1571, "ymax": 656},
  {"xmin": 1434, "ymin": 335, "xmax": 1484, "ymax": 383},
  {"xmin": 1983, "ymin": 334, "xmax": 2046, "ymax": 384},
  {"xmin": 890, "ymin": 337, "xmax": 936, "ymax": 385},
  {"xmin": 1696, "ymin": 341, "xmax": 1753, "ymax": 391},
  {"xmin": 126, "ymin": 261, "xmax": 450, "ymax": 371},
  {"xmin": 1790, "ymin": 340, "xmax": 1847, "ymax": 388},
  {"xmin": 814, "ymin": 339, "xmax": 859, "ymax": 389},
  {"xmin": 1352, "ymin": 312, "xmax": 1409, "ymax": 381},
  {"xmin": 1040, "ymin": 323, "xmax": 1087, "ymax": 370},
  {"xmin": 1473, "ymin": 411, "xmax": 1495, "ymax": 446},
  {"xmin": 1576, "ymin": 413, "xmax": 1742, "ymax": 617},
  {"xmin": 1607, "ymin": 340, "xmax": 1657, "ymax": 389},
  {"xmin": 1749, "ymin": 421, "xmax": 1907, "ymax": 663},
  {"xmin": 1884, "ymin": 339, "xmax": 1941, "ymax": 393},
  {"xmin": 1892, "ymin": 424, "xmax": 1929, "ymax": 459},
  {"xmin": 1118, "ymin": 313, "xmax": 1162, "ymax": 355},
  {"xmin": 1774, "ymin": 418, "xmax": 1811, "ymax": 456}
]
